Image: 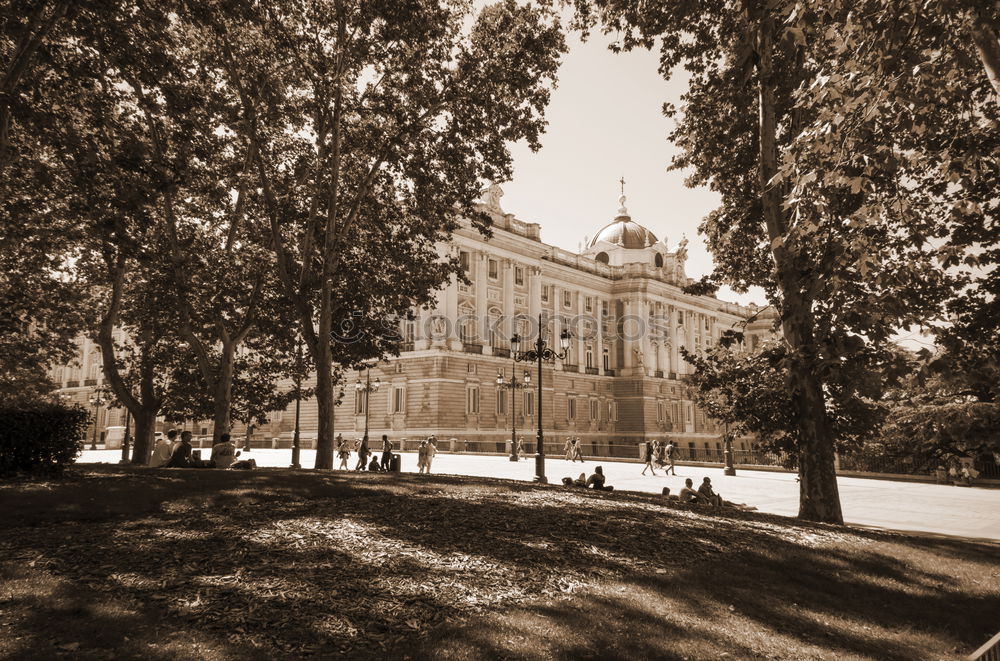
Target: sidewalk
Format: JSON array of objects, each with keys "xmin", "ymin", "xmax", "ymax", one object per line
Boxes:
[{"xmin": 78, "ymin": 448, "xmax": 1000, "ymax": 542}]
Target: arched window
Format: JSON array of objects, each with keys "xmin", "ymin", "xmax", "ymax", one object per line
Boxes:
[
  {"xmin": 654, "ymin": 253, "xmax": 664, "ymax": 267},
  {"xmin": 595, "ymin": 252, "xmax": 609, "ymax": 264},
  {"xmin": 487, "ymin": 307, "xmax": 503, "ymax": 347}
]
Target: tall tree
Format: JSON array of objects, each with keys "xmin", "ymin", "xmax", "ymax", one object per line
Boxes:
[
  {"xmin": 572, "ymin": 0, "xmax": 989, "ymax": 522},
  {"xmin": 208, "ymin": 0, "xmax": 566, "ymax": 468}
]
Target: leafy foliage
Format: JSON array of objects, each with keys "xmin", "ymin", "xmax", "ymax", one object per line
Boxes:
[
  {"xmin": 682, "ymin": 334, "xmax": 889, "ymax": 461},
  {"xmin": 0, "ymin": 404, "xmax": 88, "ymax": 476}
]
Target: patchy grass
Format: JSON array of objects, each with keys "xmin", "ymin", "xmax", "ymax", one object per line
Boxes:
[{"xmin": 0, "ymin": 465, "xmax": 997, "ymax": 660}]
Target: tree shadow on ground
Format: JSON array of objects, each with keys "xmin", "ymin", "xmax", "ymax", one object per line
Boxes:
[{"xmin": 1, "ymin": 466, "xmax": 997, "ymax": 660}]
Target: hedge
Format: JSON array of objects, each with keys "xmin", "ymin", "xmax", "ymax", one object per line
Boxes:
[{"xmin": 0, "ymin": 405, "xmax": 89, "ymax": 477}]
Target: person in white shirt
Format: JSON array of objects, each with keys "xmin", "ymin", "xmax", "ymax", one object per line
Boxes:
[
  {"xmin": 149, "ymin": 430, "xmax": 176, "ymax": 468},
  {"xmin": 210, "ymin": 433, "xmax": 241, "ymax": 469}
]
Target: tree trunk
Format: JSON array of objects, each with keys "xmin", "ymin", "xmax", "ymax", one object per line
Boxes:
[
  {"xmin": 754, "ymin": 5, "xmax": 843, "ymax": 524},
  {"xmin": 131, "ymin": 408, "xmax": 156, "ymax": 465},
  {"xmin": 313, "ymin": 278, "xmax": 335, "ymax": 469},
  {"xmin": 211, "ymin": 343, "xmax": 236, "ymax": 443}
]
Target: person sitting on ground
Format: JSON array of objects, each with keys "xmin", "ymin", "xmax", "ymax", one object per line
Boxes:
[
  {"xmin": 165, "ymin": 431, "xmax": 195, "ymax": 468},
  {"xmin": 678, "ymin": 478, "xmax": 706, "ymax": 504},
  {"xmin": 149, "ymin": 430, "xmax": 176, "ymax": 468},
  {"xmin": 586, "ymin": 466, "xmax": 614, "ymax": 491},
  {"xmin": 574, "ymin": 472, "xmax": 587, "ymax": 487},
  {"xmin": 698, "ymin": 477, "xmax": 724, "ymax": 507},
  {"xmin": 210, "ymin": 433, "xmax": 241, "ymax": 469},
  {"xmin": 368, "ymin": 456, "xmax": 381, "ymax": 471},
  {"xmin": 230, "ymin": 456, "xmax": 257, "ymax": 470}
]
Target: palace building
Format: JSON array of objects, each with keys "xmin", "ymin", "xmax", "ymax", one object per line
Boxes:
[{"xmin": 54, "ymin": 185, "xmax": 774, "ymax": 458}]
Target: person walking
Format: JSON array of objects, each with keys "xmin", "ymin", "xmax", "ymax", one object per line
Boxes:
[
  {"xmin": 564, "ymin": 437, "xmax": 573, "ymax": 461},
  {"xmin": 424, "ymin": 436, "xmax": 437, "ymax": 473},
  {"xmin": 336, "ymin": 434, "xmax": 350, "ymax": 470},
  {"xmin": 355, "ymin": 436, "xmax": 370, "ymax": 471},
  {"xmin": 572, "ymin": 437, "xmax": 584, "ymax": 462},
  {"xmin": 417, "ymin": 440, "xmax": 428, "ymax": 474},
  {"xmin": 380, "ymin": 434, "xmax": 393, "ymax": 470},
  {"xmin": 515, "ymin": 436, "xmax": 524, "ymax": 460},
  {"xmin": 641, "ymin": 440, "xmax": 658, "ymax": 476},
  {"xmin": 664, "ymin": 440, "xmax": 677, "ymax": 475}
]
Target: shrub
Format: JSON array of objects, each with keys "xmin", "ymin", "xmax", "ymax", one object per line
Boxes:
[{"xmin": 0, "ymin": 405, "xmax": 89, "ymax": 477}]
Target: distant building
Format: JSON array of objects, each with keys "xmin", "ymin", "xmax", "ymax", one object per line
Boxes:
[{"xmin": 54, "ymin": 186, "xmax": 775, "ymax": 457}]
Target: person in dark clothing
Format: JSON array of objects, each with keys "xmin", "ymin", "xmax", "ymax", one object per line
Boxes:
[
  {"xmin": 165, "ymin": 432, "xmax": 194, "ymax": 468},
  {"xmin": 368, "ymin": 456, "xmax": 381, "ymax": 471},
  {"xmin": 380, "ymin": 434, "xmax": 393, "ymax": 470},
  {"xmin": 355, "ymin": 437, "xmax": 370, "ymax": 470},
  {"xmin": 586, "ymin": 466, "xmax": 614, "ymax": 491}
]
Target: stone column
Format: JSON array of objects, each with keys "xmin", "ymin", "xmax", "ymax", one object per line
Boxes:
[
  {"xmin": 576, "ymin": 291, "xmax": 586, "ymax": 368},
  {"xmin": 640, "ymin": 298, "xmax": 653, "ymax": 377},
  {"xmin": 622, "ymin": 298, "xmax": 635, "ymax": 372},
  {"xmin": 475, "ymin": 252, "xmax": 488, "ymax": 346},
  {"xmin": 596, "ymin": 296, "xmax": 605, "ymax": 374},
  {"xmin": 503, "ymin": 259, "xmax": 515, "ymax": 348},
  {"xmin": 551, "ymin": 284, "xmax": 563, "ymax": 365},
  {"xmin": 446, "ymin": 274, "xmax": 461, "ymax": 350}
]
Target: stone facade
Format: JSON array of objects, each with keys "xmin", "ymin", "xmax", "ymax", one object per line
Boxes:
[{"xmin": 53, "ymin": 188, "xmax": 775, "ymax": 456}]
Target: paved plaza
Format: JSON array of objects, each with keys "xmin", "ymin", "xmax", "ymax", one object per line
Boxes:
[{"xmin": 78, "ymin": 448, "xmax": 1000, "ymax": 542}]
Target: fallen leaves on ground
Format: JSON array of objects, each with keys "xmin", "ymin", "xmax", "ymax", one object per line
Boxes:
[{"xmin": 0, "ymin": 469, "xmax": 876, "ymax": 659}]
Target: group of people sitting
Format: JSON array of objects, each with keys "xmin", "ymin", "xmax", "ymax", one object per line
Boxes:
[
  {"xmin": 667, "ymin": 477, "xmax": 754, "ymax": 509},
  {"xmin": 562, "ymin": 465, "xmax": 614, "ymax": 491},
  {"xmin": 149, "ymin": 429, "xmax": 257, "ymax": 470}
]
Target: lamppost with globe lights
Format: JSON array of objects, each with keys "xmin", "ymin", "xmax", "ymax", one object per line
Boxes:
[
  {"xmin": 496, "ymin": 368, "xmax": 531, "ymax": 462},
  {"xmin": 88, "ymin": 392, "xmax": 105, "ymax": 450},
  {"xmin": 511, "ymin": 313, "xmax": 571, "ymax": 484},
  {"xmin": 355, "ymin": 366, "xmax": 381, "ymax": 446}
]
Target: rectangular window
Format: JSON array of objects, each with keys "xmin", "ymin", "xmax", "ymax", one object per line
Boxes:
[
  {"xmin": 677, "ymin": 310, "xmax": 684, "ymax": 325},
  {"xmin": 589, "ymin": 399, "xmax": 599, "ymax": 421},
  {"xmin": 562, "ymin": 290, "xmax": 572, "ymax": 308},
  {"xmin": 497, "ymin": 388, "xmax": 507, "ymax": 415},
  {"xmin": 459, "ymin": 251, "xmax": 471, "ymax": 273},
  {"xmin": 609, "ymin": 401, "xmax": 619, "ymax": 422},
  {"xmin": 392, "ymin": 386, "xmax": 405, "ymax": 414},
  {"xmin": 514, "ymin": 266, "xmax": 524, "ymax": 286},
  {"xmin": 567, "ymin": 397, "xmax": 577, "ymax": 420},
  {"xmin": 656, "ymin": 401, "xmax": 664, "ymax": 422},
  {"xmin": 602, "ymin": 347, "xmax": 610, "ymax": 371},
  {"xmin": 355, "ymin": 392, "xmax": 367, "ymax": 415},
  {"xmin": 488, "ymin": 259, "xmax": 498, "ymax": 279},
  {"xmin": 585, "ymin": 296, "xmax": 593, "ymax": 312},
  {"xmin": 541, "ymin": 285, "xmax": 549, "ymax": 302},
  {"xmin": 671, "ymin": 402, "xmax": 680, "ymax": 426},
  {"xmin": 524, "ymin": 390, "xmax": 534, "ymax": 416},
  {"xmin": 601, "ymin": 300, "xmax": 609, "ymax": 317},
  {"xmin": 467, "ymin": 386, "xmax": 480, "ymax": 414}
]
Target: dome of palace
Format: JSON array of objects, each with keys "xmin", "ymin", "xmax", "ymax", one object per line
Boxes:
[{"xmin": 587, "ymin": 195, "xmax": 658, "ymax": 249}]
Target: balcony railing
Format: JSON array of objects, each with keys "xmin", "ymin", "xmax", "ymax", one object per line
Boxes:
[
  {"xmin": 400, "ymin": 342, "xmax": 415, "ymax": 352},
  {"xmin": 563, "ymin": 364, "xmax": 579, "ymax": 373},
  {"xmin": 668, "ymin": 372, "xmax": 677, "ymax": 380},
  {"xmin": 462, "ymin": 343, "xmax": 483, "ymax": 354},
  {"xmin": 84, "ymin": 378, "xmax": 97, "ymax": 386},
  {"xmin": 585, "ymin": 367, "xmax": 599, "ymax": 375},
  {"xmin": 66, "ymin": 380, "xmax": 79, "ymax": 388},
  {"xmin": 492, "ymin": 347, "xmax": 511, "ymax": 358},
  {"xmin": 604, "ymin": 369, "xmax": 616, "ymax": 376}
]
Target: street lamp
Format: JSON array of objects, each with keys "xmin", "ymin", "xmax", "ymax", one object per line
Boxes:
[
  {"xmin": 511, "ymin": 313, "xmax": 571, "ymax": 483},
  {"xmin": 355, "ymin": 366, "xmax": 381, "ymax": 445},
  {"xmin": 723, "ymin": 422, "xmax": 736, "ymax": 476},
  {"xmin": 290, "ymin": 337, "xmax": 304, "ymax": 469},
  {"xmin": 88, "ymin": 392, "xmax": 105, "ymax": 451},
  {"xmin": 496, "ymin": 368, "xmax": 531, "ymax": 462}
]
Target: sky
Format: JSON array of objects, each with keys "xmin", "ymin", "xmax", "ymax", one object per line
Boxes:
[{"xmin": 497, "ymin": 30, "xmax": 766, "ymax": 307}]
